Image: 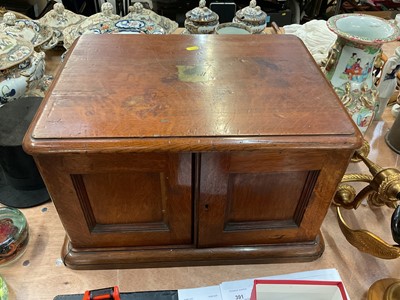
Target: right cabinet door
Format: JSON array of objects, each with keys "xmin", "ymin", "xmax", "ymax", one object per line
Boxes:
[{"xmin": 197, "ymin": 149, "xmax": 351, "ymax": 247}]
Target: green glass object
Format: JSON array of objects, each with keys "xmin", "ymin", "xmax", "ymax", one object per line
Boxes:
[{"xmin": 0, "ymin": 207, "xmax": 29, "ymax": 267}]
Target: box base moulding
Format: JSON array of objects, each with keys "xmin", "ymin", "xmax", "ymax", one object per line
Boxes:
[{"xmin": 61, "ymin": 235, "xmax": 325, "ymax": 270}]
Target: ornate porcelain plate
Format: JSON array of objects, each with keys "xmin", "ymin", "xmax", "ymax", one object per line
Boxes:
[
  {"xmin": 327, "ymin": 13, "xmax": 400, "ymax": 45},
  {"xmin": 0, "ymin": 33, "xmax": 33, "ymax": 71}
]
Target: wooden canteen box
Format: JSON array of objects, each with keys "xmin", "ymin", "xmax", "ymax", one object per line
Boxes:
[{"xmin": 24, "ymin": 34, "xmax": 362, "ymax": 269}]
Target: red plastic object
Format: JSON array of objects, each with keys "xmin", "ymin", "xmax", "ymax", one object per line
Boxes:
[{"xmin": 83, "ymin": 286, "xmax": 120, "ymax": 300}]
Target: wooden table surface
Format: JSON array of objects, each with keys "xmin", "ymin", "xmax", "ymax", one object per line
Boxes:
[{"xmin": 1, "ymin": 38, "xmax": 400, "ymax": 300}]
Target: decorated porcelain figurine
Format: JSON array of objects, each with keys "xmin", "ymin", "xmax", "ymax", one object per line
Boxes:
[
  {"xmin": 375, "ymin": 47, "xmax": 400, "ymax": 120},
  {"xmin": 184, "ymin": 0, "xmax": 219, "ymax": 34},
  {"xmin": 0, "ymin": 33, "xmax": 46, "ymax": 104},
  {"xmin": 323, "ymin": 13, "xmax": 400, "ymax": 134},
  {"xmin": 233, "ymin": 0, "xmax": 267, "ymax": 34}
]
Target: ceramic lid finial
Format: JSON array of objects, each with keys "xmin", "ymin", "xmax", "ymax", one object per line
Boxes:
[
  {"xmin": 54, "ymin": 3, "xmax": 65, "ymax": 14},
  {"xmin": 199, "ymin": 0, "xmax": 206, "ymax": 8},
  {"xmin": 130, "ymin": 2, "xmax": 144, "ymax": 13},
  {"xmin": 101, "ymin": 2, "xmax": 114, "ymax": 16},
  {"xmin": 250, "ymin": 0, "xmax": 257, "ymax": 8},
  {"xmin": 3, "ymin": 12, "xmax": 16, "ymax": 26}
]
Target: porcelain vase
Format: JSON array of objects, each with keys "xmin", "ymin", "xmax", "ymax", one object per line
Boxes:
[{"xmin": 323, "ymin": 14, "xmax": 399, "ymax": 134}]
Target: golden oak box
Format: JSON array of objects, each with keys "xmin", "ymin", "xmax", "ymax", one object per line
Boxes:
[{"xmin": 23, "ymin": 34, "xmax": 362, "ymax": 269}]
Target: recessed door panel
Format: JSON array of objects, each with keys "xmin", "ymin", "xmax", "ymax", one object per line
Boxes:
[
  {"xmin": 198, "ymin": 151, "xmax": 323, "ymax": 247},
  {"xmin": 74, "ymin": 171, "xmax": 169, "ymax": 231},
  {"xmin": 38, "ymin": 153, "xmax": 193, "ymax": 248},
  {"xmin": 225, "ymin": 171, "xmax": 311, "ymax": 231}
]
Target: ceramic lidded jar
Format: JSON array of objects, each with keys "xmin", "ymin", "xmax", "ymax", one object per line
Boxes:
[
  {"xmin": 184, "ymin": 0, "xmax": 219, "ymax": 34},
  {"xmin": 123, "ymin": 3, "xmax": 178, "ymax": 34},
  {"xmin": 0, "ymin": 33, "xmax": 46, "ymax": 104},
  {"xmin": 0, "ymin": 12, "xmax": 57, "ymax": 51},
  {"xmin": 62, "ymin": 2, "xmax": 121, "ymax": 50},
  {"xmin": 39, "ymin": 3, "xmax": 86, "ymax": 44},
  {"xmin": 233, "ymin": 0, "xmax": 267, "ymax": 34}
]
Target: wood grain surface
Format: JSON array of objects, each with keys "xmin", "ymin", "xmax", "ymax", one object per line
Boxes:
[{"xmin": 25, "ymin": 34, "xmax": 359, "ymax": 153}]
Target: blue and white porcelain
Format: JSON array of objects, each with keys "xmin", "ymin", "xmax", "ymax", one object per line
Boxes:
[{"xmin": 0, "ymin": 33, "xmax": 46, "ymax": 105}]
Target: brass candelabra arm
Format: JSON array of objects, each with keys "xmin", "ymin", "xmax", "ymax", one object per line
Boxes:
[
  {"xmin": 334, "ymin": 143, "xmax": 400, "ymax": 260},
  {"xmin": 350, "ymin": 139, "xmax": 370, "ymax": 163},
  {"xmin": 334, "ymin": 180, "xmax": 372, "ymax": 210},
  {"xmin": 339, "ymin": 143, "xmax": 400, "ymax": 208},
  {"xmin": 336, "ymin": 206, "xmax": 400, "ymax": 259}
]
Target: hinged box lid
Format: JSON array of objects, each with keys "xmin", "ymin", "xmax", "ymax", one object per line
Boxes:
[{"xmin": 26, "ymin": 34, "xmax": 362, "ymax": 152}]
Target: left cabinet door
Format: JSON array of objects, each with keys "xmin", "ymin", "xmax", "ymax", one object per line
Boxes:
[{"xmin": 35, "ymin": 152, "xmax": 193, "ymax": 248}]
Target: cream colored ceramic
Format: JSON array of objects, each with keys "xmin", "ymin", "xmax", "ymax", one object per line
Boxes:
[
  {"xmin": 215, "ymin": 22, "xmax": 252, "ymax": 34},
  {"xmin": 0, "ymin": 33, "xmax": 45, "ymax": 104},
  {"xmin": 233, "ymin": 0, "xmax": 267, "ymax": 34},
  {"xmin": 184, "ymin": 0, "xmax": 219, "ymax": 34},
  {"xmin": 62, "ymin": 2, "xmax": 175, "ymax": 49},
  {"xmin": 0, "ymin": 12, "xmax": 57, "ymax": 50},
  {"xmin": 0, "ymin": 33, "xmax": 33, "ymax": 71},
  {"xmin": 62, "ymin": 2, "xmax": 121, "ymax": 49},
  {"xmin": 123, "ymin": 3, "xmax": 178, "ymax": 34},
  {"xmin": 128, "ymin": 0, "xmax": 154, "ymax": 10},
  {"xmin": 0, "ymin": 8, "xmax": 31, "ymax": 21},
  {"xmin": 39, "ymin": 3, "xmax": 86, "ymax": 44}
]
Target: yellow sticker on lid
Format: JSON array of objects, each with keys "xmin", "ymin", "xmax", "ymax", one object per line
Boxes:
[{"xmin": 186, "ymin": 46, "xmax": 199, "ymax": 51}]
